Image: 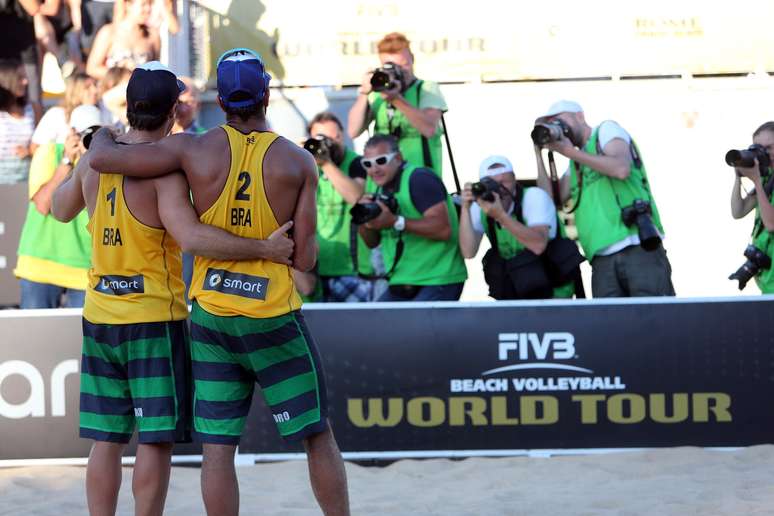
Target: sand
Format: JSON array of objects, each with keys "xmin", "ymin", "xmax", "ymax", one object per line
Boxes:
[{"xmin": 1, "ymin": 446, "xmax": 773, "ymax": 515}]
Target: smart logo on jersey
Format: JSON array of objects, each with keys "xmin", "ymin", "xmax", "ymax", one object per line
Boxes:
[
  {"xmin": 94, "ymin": 275, "xmax": 145, "ymax": 296},
  {"xmin": 203, "ymin": 268, "xmax": 269, "ymax": 300}
]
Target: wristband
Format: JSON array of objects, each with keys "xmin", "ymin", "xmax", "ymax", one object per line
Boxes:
[{"xmin": 393, "ymin": 215, "xmax": 406, "ymax": 232}]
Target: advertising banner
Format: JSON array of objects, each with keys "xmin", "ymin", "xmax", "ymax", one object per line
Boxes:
[
  {"xmin": 191, "ymin": 0, "xmax": 774, "ymax": 87},
  {"xmin": 0, "ymin": 298, "xmax": 772, "ymax": 462}
]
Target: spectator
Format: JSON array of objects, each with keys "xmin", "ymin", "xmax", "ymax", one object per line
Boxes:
[
  {"xmin": 96, "ymin": 64, "xmax": 130, "ymax": 126},
  {"xmin": 33, "ymin": 0, "xmax": 82, "ymax": 75},
  {"xmin": 71, "ymin": 0, "xmax": 115, "ymax": 55},
  {"xmin": 0, "ymin": 0, "xmax": 45, "ymax": 122},
  {"xmin": 306, "ymin": 111, "xmax": 376, "ymax": 302},
  {"xmin": 348, "ymin": 32, "xmax": 447, "ymax": 176},
  {"xmin": 534, "ymin": 100, "xmax": 674, "ymax": 297},
  {"xmin": 86, "ymin": 0, "xmax": 158, "ymax": 79},
  {"xmin": 15, "ymin": 104, "xmax": 99, "ymax": 308},
  {"xmin": 729, "ymin": 121, "xmax": 774, "ymax": 293},
  {"xmin": 114, "ymin": 0, "xmax": 177, "ymax": 34},
  {"xmin": 356, "ymin": 134, "xmax": 467, "ymax": 301},
  {"xmin": 0, "ymin": 59, "xmax": 35, "ymax": 184},
  {"xmin": 171, "ymin": 76, "xmax": 204, "ymax": 135},
  {"xmin": 459, "ymin": 156, "xmax": 576, "ymax": 299},
  {"xmin": 32, "ymin": 71, "xmax": 98, "ymax": 148}
]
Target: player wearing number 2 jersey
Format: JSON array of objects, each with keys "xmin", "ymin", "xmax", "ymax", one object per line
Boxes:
[
  {"xmin": 52, "ymin": 61, "xmax": 295, "ymax": 516},
  {"xmin": 88, "ymin": 49, "xmax": 350, "ymax": 516}
]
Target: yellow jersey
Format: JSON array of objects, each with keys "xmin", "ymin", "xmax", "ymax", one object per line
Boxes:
[
  {"xmin": 83, "ymin": 173, "xmax": 187, "ymax": 324},
  {"xmin": 190, "ymin": 126, "xmax": 301, "ymax": 318}
]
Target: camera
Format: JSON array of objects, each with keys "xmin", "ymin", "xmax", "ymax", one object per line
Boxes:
[
  {"xmin": 303, "ymin": 135, "xmax": 343, "ymax": 164},
  {"xmin": 370, "ymin": 63, "xmax": 404, "ymax": 93},
  {"xmin": 729, "ymin": 244, "xmax": 772, "ymax": 290},
  {"xmin": 350, "ymin": 193, "xmax": 399, "ymax": 225},
  {"xmin": 531, "ymin": 119, "xmax": 572, "ymax": 146},
  {"xmin": 80, "ymin": 125, "xmax": 101, "ymax": 150},
  {"xmin": 621, "ymin": 199, "xmax": 661, "ymax": 251},
  {"xmin": 471, "ymin": 177, "xmax": 501, "ymax": 202},
  {"xmin": 725, "ymin": 143, "xmax": 771, "ymax": 169}
]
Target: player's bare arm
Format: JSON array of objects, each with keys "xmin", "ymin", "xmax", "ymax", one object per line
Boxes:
[
  {"xmin": 154, "ymin": 172, "xmax": 294, "ymax": 265},
  {"xmin": 289, "ymin": 144, "xmax": 319, "ymax": 272},
  {"xmin": 51, "ymin": 156, "xmax": 88, "ymax": 222},
  {"xmin": 88, "ymin": 127, "xmax": 192, "ymax": 179}
]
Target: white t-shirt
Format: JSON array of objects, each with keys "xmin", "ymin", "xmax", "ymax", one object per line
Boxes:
[
  {"xmin": 32, "ymin": 106, "xmax": 69, "ymax": 145},
  {"xmin": 470, "ymin": 187, "xmax": 557, "ymax": 238}
]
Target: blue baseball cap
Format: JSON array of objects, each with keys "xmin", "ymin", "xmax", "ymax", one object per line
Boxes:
[{"xmin": 216, "ymin": 47, "xmax": 271, "ymax": 109}]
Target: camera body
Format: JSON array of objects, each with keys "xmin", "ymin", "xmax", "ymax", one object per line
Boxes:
[
  {"xmin": 350, "ymin": 193, "xmax": 399, "ymax": 225},
  {"xmin": 80, "ymin": 125, "xmax": 101, "ymax": 150},
  {"xmin": 531, "ymin": 119, "xmax": 572, "ymax": 146},
  {"xmin": 729, "ymin": 244, "xmax": 772, "ymax": 290},
  {"xmin": 725, "ymin": 143, "xmax": 772, "ymax": 169},
  {"xmin": 471, "ymin": 177, "xmax": 500, "ymax": 202},
  {"xmin": 303, "ymin": 135, "xmax": 343, "ymax": 164},
  {"xmin": 370, "ymin": 63, "xmax": 405, "ymax": 93},
  {"xmin": 621, "ymin": 199, "xmax": 661, "ymax": 251}
]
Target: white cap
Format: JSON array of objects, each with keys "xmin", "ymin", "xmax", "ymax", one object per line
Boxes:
[
  {"xmin": 543, "ymin": 100, "xmax": 583, "ymax": 118},
  {"xmin": 69, "ymin": 104, "xmax": 102, "ymax": 133},
  {"xmin": 479, "ymin": 155, "xmax": 514, "ymax": 179}
]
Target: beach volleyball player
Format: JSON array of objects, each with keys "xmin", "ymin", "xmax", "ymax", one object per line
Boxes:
[
  {"xmin": 51, "ymin": 61, "xmax": 296, "ymax": 515},
  {"xmin": 88, "ymin": 49, "xmax": 350, "ymax": 516}
]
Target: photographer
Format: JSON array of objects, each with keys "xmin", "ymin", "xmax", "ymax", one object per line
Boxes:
[
  {"xmin": 347, "ymin": 32, "xmax": 446, "ymax": 176},
  {"xmin": 459, "ymin": 156, "xmax": 575, "ymax": 299},
  {"xmin": 534, "ymin": 100, "xmax": 674, "ymax": 297},
  {"xmin": 356, "ymin": 134, "xmax": 467, "ymax": 301},
  {"xmin": 728, "ymin": 121, "xmax": 774, "ymax": 293},
  {"xmin": 14, "ymin": 104, "xmax": 100, "ymax": 308},
  {"xmin": 305, "ymin": 111, "xmax": 375, "ymax": 301}
]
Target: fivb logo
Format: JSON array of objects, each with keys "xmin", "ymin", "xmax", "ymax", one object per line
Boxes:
[
  {"xmin": 203, "ymin": 268, "xmax": 269, "ymax": 300},
  {"xmin": 482, "ymin": 332, "xmax": 593, "ymax": 375}
]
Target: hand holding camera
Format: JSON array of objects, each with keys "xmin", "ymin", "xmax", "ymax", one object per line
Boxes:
[
  {"xmin": 468, "ymin": 177, "xmax": 507, "ymax": 219},
  {"xmin": 726, "ymin": 144, "xmax": 770, "ymax": 181},
  {"xmin": 350, "ymin": 193, "xmax": 399, "ymax": 228},
  {"xmin": 531, "ymin": 118, "xmax": 574, "ymax": 155}
]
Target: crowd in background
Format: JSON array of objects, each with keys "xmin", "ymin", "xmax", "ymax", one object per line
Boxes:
[{"xmin": 2, "ymin": 21, "xmax": 772, "ymax": 308}]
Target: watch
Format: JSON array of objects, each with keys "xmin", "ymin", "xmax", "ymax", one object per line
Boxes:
[
  {"xmin": 393, "ymin": 215, "xmax": 406, "ymax": 232},
  {"xmin": 61, "ymin": 156, "xmax": 72, "ymax": 166}
]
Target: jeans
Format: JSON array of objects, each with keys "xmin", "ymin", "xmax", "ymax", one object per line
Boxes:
[
  {"xmin": 377, "ymin": 282, "xmax": 464, "ymax": 302},
  {"xmin": 19, "ymin": 279, "xmax": 85, "ymax": 308}
]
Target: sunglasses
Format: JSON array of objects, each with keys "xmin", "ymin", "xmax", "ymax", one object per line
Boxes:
[{"xmin": 361, "ymin": 152, "xmax": 397, "ymax": 169}]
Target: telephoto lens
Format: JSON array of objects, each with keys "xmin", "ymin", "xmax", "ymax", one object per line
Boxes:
[{"xmin": 725, "ymin": 144, "xmax": 771, "ymax": 169}]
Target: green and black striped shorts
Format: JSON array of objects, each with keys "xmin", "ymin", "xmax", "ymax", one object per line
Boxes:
[
  {"xmin": 79, "ymin": 318, "xmax": 191, "ymax": 444},
  {"xmin": 190, "ymin": 302, "xmax": 328, "ymax": 444}
]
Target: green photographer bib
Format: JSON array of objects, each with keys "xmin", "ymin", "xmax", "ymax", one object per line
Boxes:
[
  {"xmin": 371, "ymin": 80, "xmax": 443, "ymax": 177},
  {"xmin": 366, "ymin": 164, "xmax": 467, "ymax": 286},
  {"xmin": 484, "ymin": 189, "xmax": 573, "ymax": 299},
  {"xmin": 752, "ymin": 173, "xmax": 774, "ymax": 293},
  {"xmin": 316, "ymin": 148, "xmax": 374, "ymax": 277},
  {"xmin": 569, "ymin": 125, "xmax": 664, "ymax": 259}
]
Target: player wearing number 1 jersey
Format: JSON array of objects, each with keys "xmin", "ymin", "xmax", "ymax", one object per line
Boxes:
[
  {"xmin": 52, "ymin": 62, "xmax": 296, "ymax": 516},
  {"xmin": 88, "ymin": 49, "xmax": 350, "ymax": 516}
]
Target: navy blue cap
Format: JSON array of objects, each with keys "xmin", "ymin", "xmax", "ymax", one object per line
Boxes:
[
  {"xmin": 126, "ymin": 61, "xmax": 186, "ymax": 116},
  {"xmin": 216, "ymin": 48, "xmax": 271, "ymax": 109}
]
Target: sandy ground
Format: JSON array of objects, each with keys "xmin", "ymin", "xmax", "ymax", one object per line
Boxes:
[{"xmin": 1, "ymin": 446, "xmax": 774, "ymax": 515}]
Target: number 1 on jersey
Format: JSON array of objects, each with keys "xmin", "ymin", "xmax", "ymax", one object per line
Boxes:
[{"xmin": 106, "ymin": 187, "xmax": 116, "ymax": 216}]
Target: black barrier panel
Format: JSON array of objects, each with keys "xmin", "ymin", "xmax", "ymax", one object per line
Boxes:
[
  {"xmin": 1, "ymin": 299, "xmax": 773, "ymax": 461},
  {"xmin": 240, "ymin": 299, "xmax": 774, "ymax": 453}
]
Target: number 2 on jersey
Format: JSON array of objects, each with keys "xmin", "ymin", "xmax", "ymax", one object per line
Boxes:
[{"xmin": 235, "ymin": 172, "xmax": 251, "ymax": 201}]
